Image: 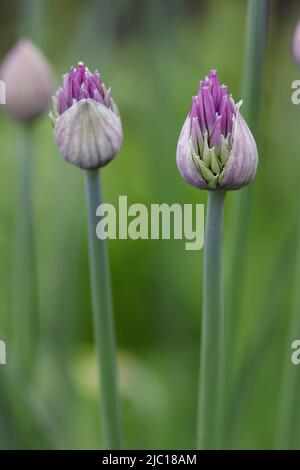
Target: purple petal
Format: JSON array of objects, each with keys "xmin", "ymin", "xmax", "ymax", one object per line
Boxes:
[
  {"xmin": 225, "ymin": 99, "xmax": 233, "ymax": 135},
  {"xmin": 198, "ymin": 80, "xmax": 204, "ymax": 94},
  {"xmin": 190, "ymin": 96, "xmax": 198, "ymax": 120},
  {"xmin": 220, "ymin": 109, "xmax": 258, "ymax": 190},
  {"xmin": 202, "ymin": 85, "xmax": 217, "ymax": 135},
  {"xmin": 209, "ymin": 70, "xmax": 221, "ymax": 109},
  {"xmin": 218, "ymin": 85, "xmax": 228, "ymax": 113},
  {"xmin": 67, "ymin": 69, "xmax": 76, "ymax": 105},
  {"xmin": 191, "ymin": 117, "xmax": 203, "ymax": 154},
  {"xmin": 72, "ymin": 74, "xmax": 81, "ymax": 100},
  {"xmin": 76, "ymin": 62, "xmax": 86, "ymax": 83},
  {"xmin": 72, "ymin": 63, "xmax": 85, "ymax": 99},
  {"xmin": 93, "ymin": 89, "xmax": 105, "ymax": 104},
  {"xmin": 176, "ymin": 115, "xmax": 208, "ymax": 189},
  {"xmin": 61, "ymin": 74, "xmax": 69, "ymax": 103},
  {"xmin": 197, "ymin": 88, "xmax": 207, "ymax": 134},
  {"xmin": 210, "ymin": 115, "xmax": 222, "ymax": 150},
  {"xmin": 219, "ymin": 96, "xmax": 228, "ymax": 136},
  {"xmin": 58, "ymin": 90, "xmax": 68, "ymax": 114}
]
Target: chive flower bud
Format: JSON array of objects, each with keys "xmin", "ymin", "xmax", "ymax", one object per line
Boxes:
[
  {"xmin": 50, "ymin": 62, "xmax": 122, "ymax": 169},
  {"xmin": 0, "ymin": 39, "xmax": 54, "ymax": 122},
  {"xmin": 176, "ymin": 70, "xmax": 258, "ymax": 190},
  {"xmin": 292, "ymin": 21, "xmax": 300, "ymax": 67}
]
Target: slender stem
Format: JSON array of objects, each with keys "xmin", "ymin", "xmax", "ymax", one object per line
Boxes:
[
  {"xmin": 224, "ymin": 0, "xmax": 269, "ymax": 445},
  {"xmin": 84, "ymin": 169, "xmax": 123, "ymax": 450},
  {"xmin": 276, "ymin": 223, "xmax": 300, "ymax": 449},
  {"xmin": 241, "ymin": 0, "xmax": 269, "ymax": 130},
  {"xmin": 227, "ymin": 224, "xmax": 295, "ymax": 443},
  {"xmin": 20, "ymin": 0, "xmax": 45, "ymax": 44},
  {"xmin": 12, "ymin": 124, "xmax": 38, "ymax": 372},
  {"xmin": 197, "ymin": 190, "xmax": 226, "ymax": 450}
]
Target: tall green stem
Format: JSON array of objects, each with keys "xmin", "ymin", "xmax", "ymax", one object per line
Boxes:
[
  {"xmin": 241, "ymin": 0, "xmax": 269, "ymax": 130},
  {"xmin": 20, "ymin": 0, "xmax": 45, "ymax": 44},
  {"xmin": 276, "ymin": 223, "xmax": 300, "ymax": 449},
  {"xmin": 84, "ymin": 169, "xmax": 122, "ymax": 450},
  {"xmin": 197, "ymin": 190, "xmax": 226, "ymax": 449},
  {"xmin": 224, "ymin": 0, "xmax": 269, "ymax": 444},
  {"xmin": 12, "ymin": 124, "xmax": 38, "ymax": 372}
]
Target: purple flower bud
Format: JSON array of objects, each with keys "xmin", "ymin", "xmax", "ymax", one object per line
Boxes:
[
  {"xmin": 292, "ymin": 21, "xmax": 300, "ymax": 67},
  {"xmin": 50, "ymin": 62, "xmax": 122, "ymax": 170},
  {"xmin": 176, "ymin": 70, "xmax": 258, "ymax": 190},
  {"xmin": 0, "ymin": 39, "xmax": 54, "ymax": 122}
]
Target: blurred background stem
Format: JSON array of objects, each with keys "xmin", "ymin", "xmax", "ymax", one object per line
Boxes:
[
  {"xmin": 276, "ymin": 222, "xmax": 300, "ymax": 449},
  {"xmin": 84, "ymin": 169, "xmax": 123, "ymax": 450},
  {"xmin": 224, "ymin": 0, "xmax": 269, "ymax": 446},
  {"xmin": 20, "ymin": 0, "xmax": 46, "ymax": 45},
  {"xmin": 197, "ymin": 191, "xmax": 225, "ymax": 449},
  {"xmin": 12, "ymin": 124, "xmax": 38, "ymax": 373}
]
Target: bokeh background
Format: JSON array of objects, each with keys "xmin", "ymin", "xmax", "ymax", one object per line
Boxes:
[{"xmin": 0, "ymin": 0, "xmax": 300, "ymax": 449}]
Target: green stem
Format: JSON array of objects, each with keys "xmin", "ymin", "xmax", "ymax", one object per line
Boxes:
[
  {"xmin": 241, "ymin": 0, "xmax": 269, "ymax": 129},
  {"xmin": 224, "ymin": 0, "xmax": 269, "ymax": 446},
  {"xmin": 276, "ymin": 223, "xmax": 300, "ymax": 449},
  {"xmin": 197, "ymin": 190, "xmax": 226, "ymax": 450},
  {"xmin": 12, "ymin": 124, "xmax": 38, "ymax": 372},
  {"xmin": 20, "ymin": 0, "xmax": 45, "ymax": 44},
  {"xmin": 84, "ymin": 169, "xmax": 123, "ymax": 450},
  {"xmin": 227, "ymin": 224, "xmax": 295, "ymax": 444}
]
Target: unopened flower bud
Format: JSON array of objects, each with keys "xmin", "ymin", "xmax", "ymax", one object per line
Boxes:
[
  {"xmin": 51, "ymin": 62, "xmax": 122, "ymax": 170},
  {"xmin": 176, "ymin": 70, "xmax": 258, "ymax": 190},
  {"xmin": 292, "ymin": 21, "xmax": 300, "ymax": 67},
  {"xmin": 0, "ymin": 39, "xmax": 54, "ymax": 122}
]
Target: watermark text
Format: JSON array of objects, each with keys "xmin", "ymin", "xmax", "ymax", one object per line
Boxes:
[
  {"xmin": 96, "ymin": 196, "xmax": 204, "ymax": 251},
  {"xmin": 0, "ymin": 80, "xmax": 5, "ymax": 105},
  {"xmin": 0, "ymin": 340, "xmax": 6, "ymax": 365}
]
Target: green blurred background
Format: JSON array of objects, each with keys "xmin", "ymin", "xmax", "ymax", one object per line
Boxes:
[{"xmin": 0, "ymin": 0, "xmax": 300, "ymax": 450}]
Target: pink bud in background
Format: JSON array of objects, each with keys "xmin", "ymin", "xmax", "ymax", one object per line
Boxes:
[
  {"xmin": 0, "ymin": 39, "xmax": 54, "ymax": 122},
  {"xmin": 292, "ymin": 21, "xmax": 300, "ymax": 67}
]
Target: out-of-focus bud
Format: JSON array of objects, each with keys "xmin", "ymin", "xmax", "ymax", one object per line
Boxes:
[
  {"xmin": 176, "ymin": 70, "xmax": 258, "ymax": 190},
  {"xmin": 50, "ymin": 62, "xmax": 122, "ymax": 170},
  {"xmin": 0, "ymin": 39, "xmax": 54, "ymax": 122},
  {"xmin": 292, "ymin": 21, "xmax": 300, "ymax": 67}
]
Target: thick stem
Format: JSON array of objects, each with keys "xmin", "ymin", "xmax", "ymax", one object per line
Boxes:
[
  {"xmin": 197, "ymin": 190, "xmax": 226, "ymax": 450},
  {"xmin": 224, "ymin": 0, "xmax": 269, "ymax": 446},
  {"xmin": 84, "ymin": 169, "xmax": 122, "ymax": 450},
  {"xmin": 12, "ymin": 124, "xmax": 38, "ymax": 372}
]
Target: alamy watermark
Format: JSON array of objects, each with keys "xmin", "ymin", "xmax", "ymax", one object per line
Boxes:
[
  {"xmin": 291, "ymin": 340, "xmax": 300, "ymax": 365},
  {"xmin": 291, "ymin": 81, "xmax": 300, "ymax": 104},
  {"xmin": 0, "ymin": 340, "xmax": 6, "ymax": 365},
  {"xmin": 0, "ymin": 80, "xmax": 6, "ymax": 105},
  {"xmin": 95, "ymin": 196, "xmax": 205, "ymax": 251}
]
